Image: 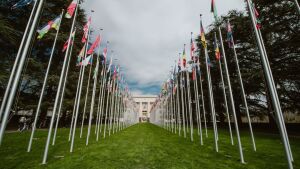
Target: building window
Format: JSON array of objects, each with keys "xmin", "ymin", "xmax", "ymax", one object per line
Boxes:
[{"xmin": 142, "ymin": 102, "xmax": 148, "ymax": 110}]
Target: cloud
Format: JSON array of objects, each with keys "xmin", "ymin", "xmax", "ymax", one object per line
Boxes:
[{"xmin": 83, "ymin": 0, "xmax": 244, "ymax": 95}]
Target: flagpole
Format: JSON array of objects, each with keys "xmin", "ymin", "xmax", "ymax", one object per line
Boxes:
[
  {"xmin": 103, "ymin": 74, "xmax": 112, "ymax": 138},
  {"xmin": 196, "ymin": 62, "xmax": 208, "ymax": 137},
  {"xmin": 86, "ymin": 55, "xmax": 99, "ymax": 145},
  {"xmin": 175, "ymin": 73, "xmax": 181, "ymax": 136},
  {"xmin": 0, "ymin": 0, "xmax": 45, "ymax": 145},
  {"xmin": 185, "ymin": 63, "xmax": 193, "ymax": 141},
  {"xmin": 217, "ymin": 49, "xmax": 234, "ymax": 145},
  {"xmin": 96, "ymin": 66, "xmax": 106, "ymax": 140},
  {"xmin": 108, "ymin": 76, "xmax": 116, "ymax": 136},
  {"xmin": 180, "ymin": 68, "xmax": 186, "ymax": 138},
  {"xmin": 229, "ymin": 27, "xmax": 255, "ymax": 148},
  {"xmin": 217, "ymin": 26, "xmax": 244, "ymax": 162},
  {"xmin": 96, "ymin": 64, "xmax": 107, "ymax": 140},
  {"xmin": 246, "ymin": 1, "xmax": 293, "ymax": 167},
  {"xmin": 27, "ymin": 10, "xmax": 64, "ymax": 152},
  {"xmin": 70, "ymin": 21, "xmax": 91, "ymax": 153},
  {"xmin": 52, "ymin": 29, "xmax": 76, "ymax": 145},
  {"xmin": 214, "ymin": 32, "xmax": 234, "ymax": 145},
  {"xmin": 68, "ymin": 57, "xmax": 83, "ymax": 141},
  {"xmin": 193, "ymin": 61, "xmax": 203, "ymax": 145},
  {"xmin": 0, "ymin": 0, "xmax": 39, "ymax": 122},
  {"xmin": 200, "ymin": 15, "xmax": 218, "ymax": 151},
  {"xmin": 42, "ymin": 2, "xmax": 80, "ymax": 163},
  {"xmin": 79, "ymin": 57, "xmax": 93, "ymax": 138}
]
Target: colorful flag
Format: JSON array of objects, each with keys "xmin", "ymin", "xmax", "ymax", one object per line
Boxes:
[
  {"xmin": 190, "ymin": 36, "xmax": 196, "ymax": 61},
  {"xmin": 11, "ymin": 0, "xmax": 33, "ymax": 9},
  {"xmin": 200, "ymin": 20, "xmax": 207, "ymax": 48},
  {"xmin": 214, "ymin": 33, "xmax": 221, "ymax": 60},
  {"xmin": 103, "ymin": 47, "xmax": 108, "ymax": 61},
  {"xmin": 252, "ymin": 3, "xmax": 262, "ymax": 29},
  {"xmin": 37, "ymin": 16, "xmax": 61, "ymax": 39},
  {"xmin": 81, "ymin": 55, "xmax": 92, "ymax": 66},
  {"xmin": 226, "ymin": 21, "xmax": 234, "ymax": 48},
  {"xmin": 65, "ymin": 0, "xmax": 77, "ymax": 19},
  {"xmin": 182, "ymin": 45, "xmax": 187, "ymax": 68},
  {"xmin": 62, "ymin": 30, "xmax": 76, "ymax": 52},
  {"xmin": 77, "ymin": 44, "xmax": 86, "ymax": 58},
  {"xmin": 211, "ymin": 0, "xmax": 218, "ymax": 21},
  {"xmin": 87, "ymin": 35, "xmax": 101, "ymax": 55},
  {"xmin": 82, "ymin": 17, "xmax": 91, "ymax": 43}
]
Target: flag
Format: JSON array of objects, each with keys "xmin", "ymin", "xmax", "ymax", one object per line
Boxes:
[
  {"xmin": 37, "ymin": 16, "xmax": 61, "ymax": 39},
  {"xmin": 62, "ymin": 30, "xmax": 75, "ymax": 52},
  {"xmin": 252, "ymin": 3, "xmax": 262, "ymax": 29},
  {"xmin": 78, "ymin": 44, "xmax": 86, "ymax": 58},
  {"xmin": 226, "ymin": 21, "xmax": 234, "ymax": 48},
  {"xmin": 65, "ymin": 0, "xmax": 77, "ymax": 19},
  {"xmin": 113, "ymin": 65, "xmax": 117, "ymax": 80},
  {"xmin": 11, "ymin": 0, "xmax": 33, "ymax": 9},
  {"xmin": 82, "ymin": 17, "xmax": 91, "ymax": 43},
  {"xmin": 182, "ymin": 46, "xmax": 187, "ymax": 68},
  {"xmin": 211, "ymin": 0, "xmax": 218, "ymax": 21},
  {"xmin": 87, "ymin": 35, "xmax": 101, "ymax": 55},
  {"xmin": 200, "ymin": 20, "xmax": 207, "ymax": 48},
  {"xmin": 214, "ymin": 33, "xmax": 221, "ymax": 60},
  {"xmin": 178, "ymin": 57, "xmax": 181, "ymax": 73},
  {"xmin": 81, "ymin": 55, "xmax": 92, "ymax": 66},
  {"xmin": 107, "ymin": 57, "xmax": 113, "ymax": 73},
  {"xmin": 190, "ymin": 36, "xmax": 196, "ymax": 61},
  {"xmin": 102, "ymin": 47, "xmax": 108, "ymax": 62}
]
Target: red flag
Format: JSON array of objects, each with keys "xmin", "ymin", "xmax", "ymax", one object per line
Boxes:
[
  {"xmin": 62, "ymin": 30, "xmax": 75, "ymax": 52},
  {"xmin": 65, "ymin": 0, "xmax": 77, "ymax": 19},
  {"xmin": 103, "ymin": 47, "xmax": 108, "ymax": 63},
  {"xmin": 87, "ymin": 35, "xmax": 101, "ymax": 55},
  {"xmin": 82, "ymin": 17, "xmax": 91, "ymax": 43}
]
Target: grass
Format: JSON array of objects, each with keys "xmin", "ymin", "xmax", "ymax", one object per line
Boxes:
[{"xmin": 0, "ymin": 123, "xmax": 299, "ymax": 169}]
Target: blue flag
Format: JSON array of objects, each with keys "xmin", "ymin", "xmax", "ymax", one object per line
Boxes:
[{"xmin": 11, "ymin": 0, "xmax": 33, "ymax": 9}]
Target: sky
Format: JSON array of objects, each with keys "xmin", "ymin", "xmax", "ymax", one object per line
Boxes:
[{"xmin": 82, "ymin": 0, "xmax": 245, "ymax": 96}]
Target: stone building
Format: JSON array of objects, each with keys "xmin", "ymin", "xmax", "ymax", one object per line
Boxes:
[{"xmin": 132, "ymin": 95, "xmax": 157, "ymax": 122}]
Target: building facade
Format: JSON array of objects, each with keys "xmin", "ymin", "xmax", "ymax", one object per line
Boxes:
[{"xmin": 132, "ymin": 95, "xmax": 157, "ymax": 122}]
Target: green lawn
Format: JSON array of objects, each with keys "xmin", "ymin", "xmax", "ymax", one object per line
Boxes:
[{"xmin": 0, "ymin": 123, "xmax": 299, "ymax": 169}]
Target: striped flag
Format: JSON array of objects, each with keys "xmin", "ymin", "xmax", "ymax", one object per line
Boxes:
[
  {"xmin": 82, "ymin": 17, "xmax": 91, "ymax": 43},
  {"xmin": 214, "ymin": 33, "xmax": 221, "ymax": 60},
  {"xmin": 211, "ymin": 0, "xmax": 218, "ymax": 20},
  {"xmin": 87, "ymin": 35, "xmax": 101, "ymax": 55},
  {"xmin": 65, "ymin": 0, "xmax": 77, "ymax": 19},
  {"xmin": 62, "ymin": 30, "xmax": 76, "ymax": 52},
  {"xmin": 37, "ymin": 16, "xmax": 61, "ymax": 39},
  {"xmin": 200, "ymin": 19, "xmax": 207, "ymax": 49}
]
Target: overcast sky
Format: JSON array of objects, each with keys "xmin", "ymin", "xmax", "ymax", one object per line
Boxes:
[{"xmin": 82, "ymin": 0, "xmax": 245, "ymax": 96}]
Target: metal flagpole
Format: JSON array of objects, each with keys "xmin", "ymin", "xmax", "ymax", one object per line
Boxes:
[
  {"xmin": 180, "ymin": 70, "xmax": 186, "ymax": 138},
  {"xmin": 43, "ymin": 2, "xmax": 80, "ymax": 162},
  {"xmin": 86, "ymin": 54, "xmax": 100, "ymax": 145},
  {"xmin": 27, "ymin": 10, "xmax": 64, "ymax": 152},
  {"xmin": 176, "ymin": 74, "xmax": 181, "ymax": 136},
  {"xmin": 96, "ymin": 68, "xmax": 105, "ymax": 140},
  {"xmin": 68, "ymin": 56, "xmax": 83, "ymax": 141},
  {"xmin": 214, "ymin": 32, "xmax": 234, "ymax": 146},
  {"xmin": 80, "ymin": 58, "xmax": 93, "ymax": 138},
  {"xmin": 108, "ymin": 77, "xmax": 116, "ymax": 136},
  {"xmin": 197, "ymin": 62, "xmax": 208, "ymax": 137},
  {"xmin": 52, "ymin": 28, "xmax": 76, "ymax": 146},
  {"xmin": 246, "ymin": 1, "xmax": 293, "ymax": 167},
  {"xmin": 0, "ymin": 0, "xmax": 39, "ymax": 121},
  {"xmin": 70, "ymin": 21, "xmax": 91, "ymax": 153},
  {"xmin": 193, "ymin": 61, "xmax": 203, "ymax": 145},
  {"xmin": 103, "ymin": 74, "xmax": 112, "ymax": 138},
  {"xmin": 203, "ymin": 40, "xmax": 218, "ymax": 152},
  {"xmin": 97, "ymin": 65, "xmax": 107, "ymax": 140},
  {"xmin": 217, "ymin": 26, "xmax": 244, "ymax": 162},
  {"xmin": 185, "ymin": 62, "xmax": 193, "ymax": 141},
  {"xmin": 0, "ymin": 0, "xmax": 45, "ymax": 145},
  {"xmin": 229, "ymin": 26, "xmax": 254, "ymax": 148}
]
